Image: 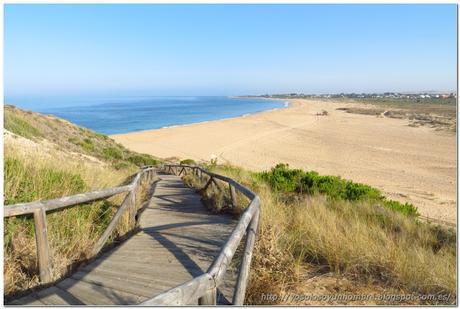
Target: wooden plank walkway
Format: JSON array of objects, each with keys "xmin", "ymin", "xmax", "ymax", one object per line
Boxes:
[{"xmin": 9, "ymin": 173, "xmax": 238, "ymax": 305}]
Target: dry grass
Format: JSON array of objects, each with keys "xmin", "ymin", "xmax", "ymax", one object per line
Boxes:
[
  {"xmin": 4, "ymin": 105, "xmax": 159, "ymax": 168},
  {"xmin": 182, "ymin": 173, "xmax": 247, "ymax": 217},
  {"xmin": 182, "ymin": 164, "xmax": 456, "ymax": 305},
  {"xmin": 3, "ymin": 106, "xmax": 158, "ymax": 298},
  {"xmin": 3, "ymin": 133, "xmax": 150, "ymax": 297},
  {"xmin": 336, "ymin": 103, "xmax": 456, "ymax": 132}
]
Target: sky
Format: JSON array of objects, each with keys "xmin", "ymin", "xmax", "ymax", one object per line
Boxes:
[{"xmin": 4, "ymin": 4, "xmax": 458, "ymax": 97}]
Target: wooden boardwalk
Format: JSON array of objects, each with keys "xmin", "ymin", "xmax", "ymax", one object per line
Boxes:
[{"xmin": 9, "ymin": 173, "xmax": 238, "ymax": 305}]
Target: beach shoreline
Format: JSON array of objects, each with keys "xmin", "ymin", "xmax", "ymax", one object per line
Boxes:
[
  {"xmin": 111, "ymin": 98, "xmax": 457, "ymax": 223},
  {"xmin": 149, "ymin": 97, "xmax": 291, "ymax": 132}
]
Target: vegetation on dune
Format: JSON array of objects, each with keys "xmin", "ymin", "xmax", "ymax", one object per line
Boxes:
[
  {"xmin": 180, "ymin": 158, "xmax": 196, "ymax": 165},
  {"xmin": 182, "ymin": 163, "xmax": 456, "ymax": 305},
  {"xmin": 3, "ymin": 105, "xmax": 158, "ymax": 297},
  {"xmin": 257, "ymin": 163, "xmax": 418, "ymax": 216},
  {"xmin": 3, "ymin": 105, "xmax": 456, "ymax": 304},
  {"xmin": 4, "ymin": 112, "xmax": 43, "ymax": 140},
  {"xmin": 4, "ymin": 105, "xmax": 160, "ymax": 169},
  {"xmin": 333, "ymin": 98, "xmax": 457, "ymax": 132}
]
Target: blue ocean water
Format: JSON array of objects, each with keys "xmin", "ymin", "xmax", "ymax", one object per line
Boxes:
[{"xmin": 6, "ymin": 96, "xmax": 287, "ymax": 135}]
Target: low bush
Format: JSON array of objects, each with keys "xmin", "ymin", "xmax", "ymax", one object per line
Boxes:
[
  {"xmin": 180, "ymin": 159, "xmax": 196, "ymax": 165},
  {"xmin": 184, "ymin": 163, "xmax": 455, "ymax": 304},
  {"xmin": 127, "ymin": 154, "xmax": 159, "ymax": 167},
  {"xmin": 102, "ymin": 147, "xmax": 124, "ymax": 161},
  {"xmin": 258, "ymin": 163, "xmax": 418, "ymax": 216}
]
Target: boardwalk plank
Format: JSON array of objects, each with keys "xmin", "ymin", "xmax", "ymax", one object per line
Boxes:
[
  {"xmin": 8, "ymin": 173, "xmax": 237, "ymax": 305},
  {"xmin": 56, "ymin": 278, "xmax": 145, "ymax": 305}
]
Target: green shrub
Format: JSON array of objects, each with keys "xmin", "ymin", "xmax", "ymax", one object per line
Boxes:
[
  {"xmin": 127, "ymin": 154, "xmax": 159, "ymax": 167},
  {"xmin": 102, "ymin": 147, "xmax": 123, "ymax": 161},
  {"xmin": 343, "ymin": 181, "xmax": 381, "ymax": 201},
  {"xmin": 80, "ymin": 138, "xmax": 95, "ymax": 153},
  {"xmin": 258, "ymin": 163, "xmax": 418, "ymax": 216},
  {"xmin": 180, "ymin": 159, "xmax": 196, "ymax": 165},
  {"xmin": 383, "ymin": 199, "xmax": 419, "ymax": 216},
  {"xmin": 113, "ymin": 162, "xmax": 130, "ymax": 170},
  {"xmin": 258, "ymin": 163, "xmax": 303, "ymax": 192}
]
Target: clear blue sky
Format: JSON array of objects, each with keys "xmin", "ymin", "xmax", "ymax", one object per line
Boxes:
[{"xmin": 4, "ymin": 4, "xmax": 457, "ymax": 97}]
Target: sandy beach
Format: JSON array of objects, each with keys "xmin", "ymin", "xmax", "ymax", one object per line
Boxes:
[{"xmin": 112, "ymin": 99, "xmax": 457, "ymax": 223}]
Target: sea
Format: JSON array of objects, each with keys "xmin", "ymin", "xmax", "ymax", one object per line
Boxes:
[{"xmin": 5, "ymin": 96, "xmax": 288, "ymax": 135}]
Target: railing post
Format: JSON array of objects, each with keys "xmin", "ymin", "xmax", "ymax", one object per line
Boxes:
[
  {"xmin": 129, "ymin": 187, "xmax": 137, "ymax": 227},
  {"xmin": 233, "ymin": 208, "xmax": 260, "ymax": 305},
  {"xmin": 33, "ymin": 208, "xmax": 52, "ymax": 283},
  {"xmin": 229, "ymin": 184, "xmax": 237, "ymax": 208},
  {"xmin": 91, "ymin": 190, "xmax": 134, "ymax": 256},
  {"xmin": 201, "ymin": 177, "xmax": 213, "ymax": 192},
  {"xmin": 198, "ymin": 288, "xmax": 217, "ymax": 305}
]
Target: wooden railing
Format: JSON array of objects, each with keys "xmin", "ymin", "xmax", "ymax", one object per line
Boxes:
[
  {"xmin": 4, "ymin": 164, "xmax": 260, "ymax": 305},
  {"xmin": 141, "ymin": 164, "xmax": 261, "ymax": 306},
  {"xmin": 3, "ymin": 166, "xmax": 158, "ymax": 284}
]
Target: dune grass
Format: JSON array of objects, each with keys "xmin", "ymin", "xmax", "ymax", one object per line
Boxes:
[
  {"xmin": 4, "ymin": 105, "xmax": 160, "ymax": 169},
  {"xmin": 3, "ymin": 131, "xmax": 150, "ymax": 297},
  {"xmin": 182, "ymin": 163, "xmax": 456, "ymax": 305}
]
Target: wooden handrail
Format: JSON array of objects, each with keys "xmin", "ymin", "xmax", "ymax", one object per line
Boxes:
[
  {"xmin": 141, "ymin": 164, "xmax": 261, "ymax": 305},
  {"xmin": 4, "ymin": 185, "xmax": 132, "ymax": 218},
  {"xmin": 4, "ymin": 167, "xmax": 156, "ymax": 217},
  {"xmin": 5, "ymin": 164, "xmax": 259, "ymax": 304},
  {"xmin": 4, "ymin": 167, "xmax": 158, "ymax": 284}
]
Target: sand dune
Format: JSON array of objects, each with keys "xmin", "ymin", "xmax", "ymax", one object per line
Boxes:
[{"xmin": 112, "ymin": 99, "xmax": 457, "ymax": 223}]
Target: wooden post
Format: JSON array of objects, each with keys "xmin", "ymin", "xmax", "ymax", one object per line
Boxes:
[
  {"xmin": 198, "ymin": 288, "xmax": 217, "ymax": 305},
  {"xmin": 201, "ymin": 177, "xmax": 213, "ymax": 192},
  {"xmin": 229, "ymin": 184, "xmax": 237, "ymax": 208},
  {"xmin": 91, "ymin": 191, "xmax": 133, "ymax": 256},
  {"xmin": 233, "ymin": 209, "xmax": 260, "ymax": 305},
  {"xmin": 33, "ymin": 208, "xmax": 52, "ymax": 283},
  {"xmin": 129, "ymin": 188, "xmax": 137, "ymax": 227},
  {"xmin": 211, "ymin": 178, "xmax": 221, "ymax": 191}
]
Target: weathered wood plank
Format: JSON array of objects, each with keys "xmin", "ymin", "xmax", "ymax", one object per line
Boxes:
[
  {"xmin": 35, "ymin": 286, "xmax": 84, "ymax": 305},
  {"xmin": 140, "ymin": 274, "xmax": 214, "ymax": 306},
  {"xmin": 33, "ymin": 208, "xmax": 51, "ymax": 283},
  {"xmin": 4, "ymin": 185, "xmax": 131, "ymax": 217},
  {"xmin": 164, "ymin": 164, "xmax": 256, "ymax": 199},
  {"xmin": 72, "ymin": 271, "xmax": 159, "ymax": 298},
  {"xmin": 57, "ymin": 278, "xmax": 145, "ymax": 305},
  {"xmin": 229, "ymin": 183, "xmax": 237, "ymax": 207},
  {"xmin": 9, "ymin": 293, "xmax": 46, "ymax": 306},
  {"xmin": 4, "ymin": 168, "xmax": 155, "ymax": 217},
  {"xmin": 200, "ymin": 177, "xmax": 214, "ymax": 192},
  {"xmin": 233, "ymin": 209, "xmax": 260, "ymax": 305},
  {"xmin": 9, "ymin": 169, "xmax": 253, "ymax": 306},
  {"xmin": 91, "ymin": 191, "xmax": 132, "ymax": 256},
  {"xmin": 198, "ymin": 287, "xmax": 217, "ymax": 305},
  {"xmin": 207, "ymin": 196, "xmax": 260, "ymax": 284}
]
